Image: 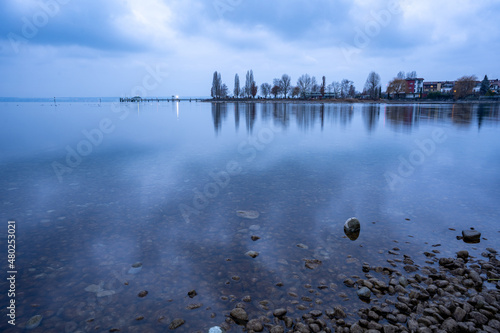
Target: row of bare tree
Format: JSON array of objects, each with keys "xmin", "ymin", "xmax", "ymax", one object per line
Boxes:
[
  {"xmin": 212, "ymin": 71, "xmax": 359, "ymax": 99},
  {"xmin": 213, "ymin": 70, "xmax": 492, "ymax": 100}
]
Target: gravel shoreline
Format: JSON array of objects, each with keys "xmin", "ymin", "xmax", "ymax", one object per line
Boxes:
[{"xmin": 217, "ymin": 247, "xmax": 500, "ymax": 333}]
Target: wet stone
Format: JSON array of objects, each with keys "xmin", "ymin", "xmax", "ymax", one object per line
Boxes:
[
  {"xmin": 246, "ymin": 319, "xmax": 263, "ymax": 332},
  {"xmin": 236, "ymin": 210, "xmax": 260, "ymax": 219},
  {"xmin": 462, "ymin": 229, "xmax": 481, "ymax": 243},
  {"xmin": 230, "ymin": 308, "xmax": 248, "ymax": 323},
  {"xmin": 310, "ymin": 309, "xmax": 322, "ymax": 317},
  {"xmin": 138, "ymin": 290, "xmax": 148, "ymax": 298},
  {"xmin": 188, "ymin": 289, "xmax": 197, "ymax": 298},
  {"xmin": 270, "ymin": 326, "xmax": 285, "ymax": 333},
  {"xmin": 169, "ymin": 318, "xmax": 185, "ymax": 329},
  {"xmin": 273, "ymin": 308, "xmax": 287, "ymax": 317},
  {"xmin": 251, "ymin": 235, "xmax": 260, "ymax": 241},
  {"xmin": 357, "ymin": 287, "xmax": 371, "ymax": 300},
  {"xmin": 186, "ymin": 303, "xmax": 202, "ymax": 310},
  {"xmin": 128, "ymin": 262, "xmax": 143, "ymax": 274},
  {"xmin": 26, "ymin": 315, "xmax": 43, "ymax": 329},
  {"xmin": 304, "ymin": 259, "xmax": 322, "ymax": 269},
  {"xmin": 344, "ymin": 217, "xmax": 361, "ymax": 241},
  {"xmin": 246, "ymin": 251, "xmax": 259, "ymax": 258}
]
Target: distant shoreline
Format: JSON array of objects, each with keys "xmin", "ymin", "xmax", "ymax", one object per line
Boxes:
[{"xmin": 203, "ymin": 98, "xmax": 500, "ymax": 104}]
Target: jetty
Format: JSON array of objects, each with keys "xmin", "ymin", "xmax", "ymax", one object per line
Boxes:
[{"xmin": 119, "ymin": 96, "xmax": 203, "ymax": 103}]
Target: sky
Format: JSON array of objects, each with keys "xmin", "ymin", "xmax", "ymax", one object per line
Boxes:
[{"xmin": 0, "ymin": 0, "xmax": 499, "ymax": 98}]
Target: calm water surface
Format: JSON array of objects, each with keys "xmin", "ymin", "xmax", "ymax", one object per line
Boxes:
[{"xmin": 1, "ymin": 101, "xmax": 499, "ymax": 332}]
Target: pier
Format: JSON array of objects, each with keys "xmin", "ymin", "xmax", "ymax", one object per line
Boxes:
[{"xmin": 119, "ymin": 97, "xmax": 203, "ymax": 103}]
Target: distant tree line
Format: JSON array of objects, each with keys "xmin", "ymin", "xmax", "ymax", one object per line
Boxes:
[
  {"xmin": 211, "ymin": 70, "xmax": 362, "ymax": 100},
  {"xmin": 212, "ymin": 70, "xmax": 498, "ymax": 101}
]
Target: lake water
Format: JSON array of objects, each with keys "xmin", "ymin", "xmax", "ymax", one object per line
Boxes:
[{"xmin": 1, "ymin": 101, "xmax": 499, "ymax": 332}]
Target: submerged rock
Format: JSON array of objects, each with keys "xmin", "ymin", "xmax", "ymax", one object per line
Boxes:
[
  {"xmin": 462, "ymin": 229, "xmax": 481, "ymax": 243},
  {"xmin": 169, "ymin": 318, "xmax": 185, "ymax": 329},
  {"xmin": 344, "ymin": 217, "xmax": 361, "ymax": 241},
  {"xmin": 246, "ymin": 251, "xmax": 259, "ymax": 258},
  {"xmin": 304, "ymin": 258, "xmax": 322, "ymax": 269},
  {"xmin": 128, "ymin": 262, "xmax": 143, "ymax": 274},
  {"xmin": 208, "ymin": 326, "xmax": 224, "ymax": 333},
  {"xmin": 26, "ymin": 315, "xmax": 43, "ymax": 329},
  {"xmin": 188, "ymin": 289, "xmax": 197, "ymax": 298},
  {"xmin": 230, "ymin": 308, "xmax": 248, "ymax": 324},
  {"xmin": 236, "ymin": 210, "xmax": 260, "ymax": 219}
]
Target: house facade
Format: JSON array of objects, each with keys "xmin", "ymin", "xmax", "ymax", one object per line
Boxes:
[{"xmin": 405, "ymin": 78, "xmax": 424, "ymax": 98}]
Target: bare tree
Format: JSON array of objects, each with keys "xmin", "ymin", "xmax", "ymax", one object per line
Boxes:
[
  {"xmin": 280, "ymin": 74, "xmax": 292, "ymax": 98},
  {"xmin": 260, "ymin": 83, "xmax": 271, "ymax": 98},
  {"xmin": 386, "ymin": 78, "xmax": 407, "ymax": 99},
  {"xmin": 454, "ymin": 75, "xmax": 478, "ymax": 99},
  {"xmin": 340, "ymin": 79, "xmax": 352, "ymax": 98},
  {"xmin": 396, "ymin": 71, "xmax": 405, "ymax": 79},
  {"xmin": 364, "ymin": 71, "xmax": 381, "ymax": 99},
  {"xmin": 311, "ymin": 76, "xmax": 319, "ymax": 93},
  {"xmin": 331, "ymin": 81, "xmax": 341, "ymax": 98},
  {"xmin": 406, "ymin": 71, "xmax": 417, "ymax": 79},
  {"xmin": 297, "ymin": 74, "xmax": 312, "ymax": 98},
  {"xmin": 251, "ymin": 81, "xmax": 258, "ymax": 98},
  {"xmin": 348, "ymin": 84, "xmax": 356, "ymax": 98},
  {"xmin": 234, "ymin": 74, "xmax": 240, "ymax": 98},
  {"xmin": 273, "ymin": 78, "xmax": 283, "ymax": 97},
  {"xmin": 271, "ymin": 85, "xmax": 280, "ymax": 98},
  {"xmin": 292, "ymin": 86, "xmax": 300, "ymax": 98}
]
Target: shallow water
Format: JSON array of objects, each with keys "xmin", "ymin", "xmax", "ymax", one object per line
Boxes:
[{"xmin": 0, "ymin": 101, "xmax": 499, "ymax": 332}]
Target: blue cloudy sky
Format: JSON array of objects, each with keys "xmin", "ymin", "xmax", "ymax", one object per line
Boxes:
[{"xmin": 1, "ymin": 0, "xmax": 499, "ymax": 97}]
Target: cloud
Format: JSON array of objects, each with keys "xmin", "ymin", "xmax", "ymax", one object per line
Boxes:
[{"xmin": 0, "ymin": 0, "xmax": 499, "ymax": 96}]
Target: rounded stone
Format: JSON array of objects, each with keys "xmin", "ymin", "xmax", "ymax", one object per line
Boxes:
[
  {"xmin": 344, "ymin": 217, "xmax": 361, "ymax": 241},
  {"xmin": 230, "ymin": 308, "xmax": 248, "ymax": 323},
  {"xmin": 273, "ymin": 308, "xmax": 287, "ymax": 317},
  {"xmin": 246, "ymin": 319, "xmax": 263, "ymax": 332},
  {"xmin": 357, "ymin": 287, "xmax": 371, "ymax": 300}
]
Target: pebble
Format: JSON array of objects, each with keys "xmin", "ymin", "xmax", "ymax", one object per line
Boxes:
[
  {"xmin": 138, "ymin": 290, "xmax": 148, "ymax": 297},
  {"xmin": 188, "ymin": 289, "xmax": 197, "ymax": 298},
  {"xmin": 251, "ymin": 235, "xmax": 260, "ymax": 241}
]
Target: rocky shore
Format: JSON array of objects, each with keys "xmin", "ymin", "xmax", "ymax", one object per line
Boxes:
[{"xmin": 216, "ymin": 247, "xmax": 500, "ymax": 333}]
